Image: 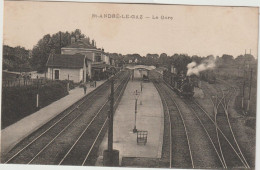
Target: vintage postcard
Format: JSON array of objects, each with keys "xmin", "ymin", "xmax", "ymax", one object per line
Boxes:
[{"xmin": 1, "ymin": 1, "xmax": 259, "ymax": 169}]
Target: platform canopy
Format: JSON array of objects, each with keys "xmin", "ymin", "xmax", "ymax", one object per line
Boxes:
[{"xmin": 126, "ymin": 65, "xmax": 156, "ymax": 71}]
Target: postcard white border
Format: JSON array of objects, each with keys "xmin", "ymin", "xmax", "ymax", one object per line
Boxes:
[{"xmin": 0, "ymin": 1, "xmax": 259, "ymax": 170}]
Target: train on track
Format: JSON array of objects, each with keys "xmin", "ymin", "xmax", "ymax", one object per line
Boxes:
[
  {"xmin": 163, "ymin": 70, "xmax": 195, "ymax": 97},
  {"xmin": 200, "ymin": 70, "xmax": 216, "ymax": 84}
]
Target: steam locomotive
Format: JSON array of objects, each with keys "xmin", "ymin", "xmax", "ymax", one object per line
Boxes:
[{"xmin": 163, "ymin": 70, "xmax": 195, "ymax": 97}]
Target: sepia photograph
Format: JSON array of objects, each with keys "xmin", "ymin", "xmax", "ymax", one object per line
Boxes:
[{"xmin": 0, "ymin": 1, "xmax": 259, "ymax": 169}]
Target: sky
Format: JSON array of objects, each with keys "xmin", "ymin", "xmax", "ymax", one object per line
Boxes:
[{"xmin": 3, "ymin": 1, "xmax": 259, "ymax": 58}]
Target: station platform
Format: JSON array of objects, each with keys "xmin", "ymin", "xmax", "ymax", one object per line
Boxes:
[
  {"xmin": 1, "ymin": 80, "xmax": 105, "ymax": 158},
  {"xmin": 96, "ymin": 74, "xmax": 164, "ymax": 165}
]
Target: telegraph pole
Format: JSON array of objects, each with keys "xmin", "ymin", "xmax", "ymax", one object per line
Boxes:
[
  {"xmin": 108, "ymin": 78, "xmax": 114, "ymax": 152},
  {"xmin": 242, "ymin": 52, "xmax": 248, "ymax": 110},
  {"xmin": 247, "ymin": 68, "xmax": 253, "ymax": 113},
  {"xmin": 242, "ymin": 70, "xmax": 245, "ymax": 109},
  {"xmin": 36, "ymin": 75, "xmax": 39, "ymax": 109},
  {"xmin": 103, "ymin": 78, "xmax": 119, "ymax": 166},
  {"xmin": 67, "ymin": 74, "xmax": 70, "ymax": 92},
  {"xmin": 52, "ymin": 53, "xmax": 54, "ymax": 80}
]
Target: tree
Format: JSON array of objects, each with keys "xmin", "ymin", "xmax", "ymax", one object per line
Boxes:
[
  {"xmin": 171, "ymin": 54, "xmax": 192, "ymax": 73},
  {"xmin": 71, "ymin": 29, "xmax": 85, "ymax": 41},
  {"xmin": 221, "ymin": 54, "xmax": 234, "ymax": 65},
  {"xmin": 3, "ymin": 45, "xmax": 30, "ymax": 71},
  {"xmin": 159, "ymin": 53, "xmax": 168, "ymax": 66},
  {"xmin": 143, "ymin": 53, "xmax": 159, "ymax": 66},
  {"xmin": 191, "ymin": 55, "xmax": 203, "ymax": 64},
  {"xmin": 30, "ymin": 34, "xmax": 52, "ymax": 72},
  {"xmin": 30, "ymin": 29, "xmax": 86, "ymax": 72}
]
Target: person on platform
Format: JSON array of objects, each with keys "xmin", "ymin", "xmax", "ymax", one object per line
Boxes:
[{"xmin": 83, "ymin": 83, "xmax": 87, "ymax": 94}]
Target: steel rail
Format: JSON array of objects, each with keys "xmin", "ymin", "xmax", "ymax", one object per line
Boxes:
[
  {"xmin": 217, "ymin": 81, "xmax": 250, "ymax": 168},
  {"xmin": 211, "ymin": 80, "xmax": 249, "ymax": 168},
  {"xmin": 157, "ymin": 82, "xmax": 195, "ymax": 168},
  {"xmin": 192, "ymin": 99, "xmax": 248, "ymax": 168},
  {"xmin": 200, "ymin": 81, "xmax": 228, "ymax": 168},
  {"xmin": 161, "ymin": 76, "xmax": 225, "ymax": 168},
  {"xmin": 201, "ymin": 83, "xmax": 227, "ymax": 167},
  {"xmin": 213, "ymin": 84, "xmax": 228, "ymax": 168},
  {"xmin": 4, "ymin": 71, "xmax": 124, "ymax": 164},
  {"xmin": 181, "ymin": 98, "xmax": 226, "ymax": 168},
  {"xmin": 215, "ymin": 97, "xmax": 227, "ymax": 168},
  {"xmin": 201, "ymin": 81, "xmax": 247, "ymax": 168},
  {"xmin": 81, "ymin": 76, "xmax": 130, "ymax": 166},
  {"xmin": 155, "ymin": 71, "xmax": 248, "ymax": 168},
  {"xmin": 27, "ymin": 109, "xmax": 83, "ymax": 164},
  {"xmin": 29, "ymin": 73, "xmax": 128, "ymax": 164},
  {"xmin": 152, "ymin": 80, "xmax": 172, "ymax": 168},
  {"xmin": 58, "ymin": 73, "xmax": 130, "ymax": 165}
]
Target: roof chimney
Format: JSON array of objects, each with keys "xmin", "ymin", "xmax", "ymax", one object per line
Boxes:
[
  {"xmin": 71, "ymin": 36, "xmax": 76, "ymax": 44},
  {"xmin": 92, "ymin": 40, "xmax": 94, "ymax": 46}
]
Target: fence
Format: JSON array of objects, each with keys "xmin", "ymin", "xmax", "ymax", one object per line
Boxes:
[{"xmin": 3, "ymin": 78, "xmax": 47, "ymax": 88}]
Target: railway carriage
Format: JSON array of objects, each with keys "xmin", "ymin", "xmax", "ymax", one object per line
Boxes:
[{"xmin": 200, "ymin": 70, "xmax": 216, "ymax": 84}]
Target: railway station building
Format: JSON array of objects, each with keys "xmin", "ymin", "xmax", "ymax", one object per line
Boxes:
[{"xmin": 46, "ymin": 37, "xmax": 114, "ymax": 82}]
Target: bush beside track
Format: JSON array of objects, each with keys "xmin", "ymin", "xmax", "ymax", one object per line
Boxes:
[{"xmin": 1, "ymin": 80, "xmax": 74, "ymax": 129}]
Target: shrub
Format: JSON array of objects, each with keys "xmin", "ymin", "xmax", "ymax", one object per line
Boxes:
[
  {"xmin": 58, "ymin": 80, "xmax": 77, "ymax": 90},
  {"xmin": 2, "ymin": 81, "xmax": 68, "ymax": 129}
]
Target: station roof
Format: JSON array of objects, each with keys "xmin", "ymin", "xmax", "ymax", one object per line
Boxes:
[
  {"xmin": 46, "ymin": 54, "xmax": 90, "ymax": 68},
  {"xmin": 126, "ymin": 65, "xmax": 156, "ymax": 71}
]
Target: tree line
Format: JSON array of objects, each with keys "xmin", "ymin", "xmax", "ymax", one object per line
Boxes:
[
  {"xmin": 3, "ymin": 29, "xmax": 257, "ymax": 73},
  {"xmin": 108, "ymin": 52, "xmax": 256, "ymax": 73},
  {"xmin": 3, "ymin": 45, "xmax": 31, "ymax": 72}
]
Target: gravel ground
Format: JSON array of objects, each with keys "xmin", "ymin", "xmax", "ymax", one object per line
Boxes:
[{"xmin": 196, "ymin": 80, "xmax": 256, "ymax": 168}]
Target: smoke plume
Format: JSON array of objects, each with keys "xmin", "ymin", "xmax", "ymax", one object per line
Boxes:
[{"xmin": 187, "ymin": 58, "xmax": 216, "ymax": 76}]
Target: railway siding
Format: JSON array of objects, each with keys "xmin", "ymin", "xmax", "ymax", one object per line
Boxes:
[{"xmin": 197, "ymin": 79, "xmax": 254, "ymax": 168}]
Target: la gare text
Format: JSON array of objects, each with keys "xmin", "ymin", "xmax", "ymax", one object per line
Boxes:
[{"xmin": 92, "ymin": 14, "xmax": 173, "ymax": 20}]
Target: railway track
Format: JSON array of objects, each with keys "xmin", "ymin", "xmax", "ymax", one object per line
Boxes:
[
  {"xmin": 150, "ymin": 74, "xmax": 193, "ymax": 168},
  {"xmin": 200, "ymin": 80, "xmax": 250, "ymax": 168},
  {"xmin": 151, "ymin": 71, "xmax": 225, "ymax": 168},
  {"xmin": 152, "ymin": 71, "xmax": 226, "ymax": 168},
  {"xmin": 152, "ymin": 70, "xmax": 250, "ymax": 168},
  {"xmin": 3, "ymin": 70, "xmax": 130, "ymax": 165}
]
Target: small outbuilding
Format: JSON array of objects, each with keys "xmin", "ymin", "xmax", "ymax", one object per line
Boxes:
[{"xmin": 46, "ymin": 54, "xmax": 91, "ymax": 83}]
